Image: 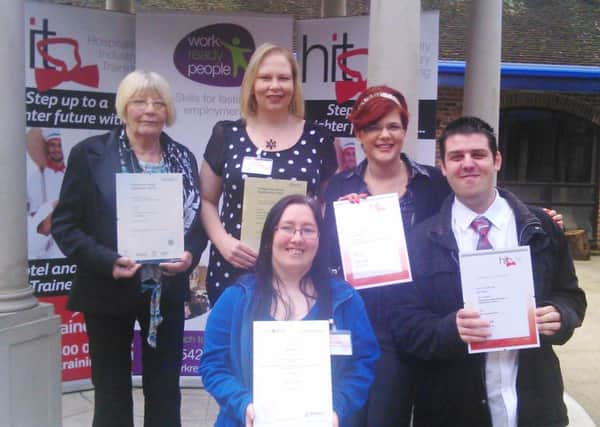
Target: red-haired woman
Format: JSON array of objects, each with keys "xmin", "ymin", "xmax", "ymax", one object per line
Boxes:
[{"xmin": 323, "ymin": 85, "xmax": 451, "ymax": 427}]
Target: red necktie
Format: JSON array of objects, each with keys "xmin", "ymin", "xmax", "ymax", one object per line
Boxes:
[{"xmin": 470, "ymin": 216, "xmax": 493, "ymax": 250}]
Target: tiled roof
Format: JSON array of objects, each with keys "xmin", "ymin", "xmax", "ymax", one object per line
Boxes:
[{"xmin": 55, "ymin": 0, "xmax": 599, "ymax": 66}]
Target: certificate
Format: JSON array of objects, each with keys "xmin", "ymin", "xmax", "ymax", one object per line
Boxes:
[
  {"xmin": 240, "ymin": 177, "xmax": 307, "ymax": 252},
  {"xmin": 333, "ymin": 193, "xmax": 412, "ymax": 289},
  {"xmin": 459, "ymin": 246, "xmax": 540, "ymax": 353},
  {"xmin": 253, "ymin": 320, "xmax": 332, "ymax": 427},
  {"xmin": 116, "ymin": 173, "xmax": 184, "ymax": 263}
]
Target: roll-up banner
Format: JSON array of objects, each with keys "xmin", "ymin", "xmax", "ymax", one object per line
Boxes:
[
  {"xmin": 25, "ymin": 1, "xmax": 135, "ymax": 390},
  {"xmin": 297, "ymin": 12, "xmax": 439, "ymax": 169},
  {"xmin": 135, "ymin": 11, "xmax": 294, "ymax": 382}
]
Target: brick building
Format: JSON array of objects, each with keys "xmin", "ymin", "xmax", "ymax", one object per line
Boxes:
[{"xmin": 51, "ymin": 0, "xmax": 600, "ymax": 244}]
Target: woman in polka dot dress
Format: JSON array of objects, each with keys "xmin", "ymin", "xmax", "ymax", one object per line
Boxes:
[{"xmin": 199, "ymin": 43, "xmax": 336, "ymax": 305}]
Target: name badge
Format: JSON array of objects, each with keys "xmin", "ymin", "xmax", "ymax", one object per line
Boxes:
[
  {"xmin": 330, "ymin": 330, "xmax": 352, "ymax": 356},
  {"xmin": 241, "ymin": 156, "xmax": 273, "ymax": 175}
]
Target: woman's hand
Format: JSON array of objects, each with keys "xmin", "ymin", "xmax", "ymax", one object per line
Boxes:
[
  {"xmin": 159, "ymin": 251, "xmax": 193, "ymax": 276},
  {"xmin": 338, "ymin": 192, "xmax": 368, "ymax": 204},
  {"xmin": 543, "ymin": 208, "xmax": 564, "ymax": 230},
  {"xmin": 245, "ymin": 403, "xmax": 255, "ymax": 427},
  {"xmin": 218, "ymin": 235, "xmax": 258, "ymax": 269},
  {"xmin": 332, "ymin": 411, "xmax": 339, "ymax": 427},
  {"xmin": 112, "ymin": 256, "xmax": 141, "ymax": 279}
]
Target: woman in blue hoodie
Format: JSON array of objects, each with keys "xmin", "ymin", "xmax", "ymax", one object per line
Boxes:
[{"xmin": 200, "ymin": 194, "xmax": 379, "ymax": 427}]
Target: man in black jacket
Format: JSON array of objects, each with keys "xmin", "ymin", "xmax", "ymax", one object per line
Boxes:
[{"xmin": 392, "ymin": 116, "xmax": 586, "ymax": 427}]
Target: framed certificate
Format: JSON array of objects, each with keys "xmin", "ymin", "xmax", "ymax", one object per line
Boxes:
[
  {"xmin": 459, "ymin": 246, "xmax": 540, "ymax": 353},
  {"xmin": 253, "ymin": 320, "xmax": 332, "ymax": 427},
  {"xmin": 333, "ymin": 193, "xmax": 412, "ymax": 289},
  {"xmin": 116, "ymin": 173, "xmax": 184, "ymax": 263},
  {"xmin": 240, "ymin": 177, "xmax": 307, "ymax": 252}
]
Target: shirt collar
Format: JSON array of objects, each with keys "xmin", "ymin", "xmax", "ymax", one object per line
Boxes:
[{"xmin": 453, "ymin": 189, "xmax": 513, "ymax": 233}]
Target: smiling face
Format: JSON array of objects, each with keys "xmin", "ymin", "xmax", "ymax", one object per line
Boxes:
[
  {"xmin": 253, "ymin": 52, "xmax": 294, "ymax": 114},
  {"xmin": 124, "ymin": 89, "xmax": 167, "ymax": 141},
  {"xmin": 356, "ymin": 110, "xmax": 406, "ymax": 166},
  {"xmin": 441, "ymin": 132, "xmax": 502, "ymax": 213},
  {"xmin": 46, "ymin": 137, "xmax": 64, "ymax": 164},
  {"xmin": 271, "ymin": 203, "xmax": 319, "ymax": 278}
]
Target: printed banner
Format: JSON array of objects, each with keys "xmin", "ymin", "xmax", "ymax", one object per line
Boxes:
[
  {"xmin": 135, "ymin": 11, "xmax": 293, "ymax": 377},
  {"xmin": 25, "ymin": 1, "xmax": 135, "ymax": 384},
  {"xmin": 297, "ymin": 12, "xmax": 439, "ymax": 169},
  {"xmin": 135, "ymin": 11, "xmax": 294, "ymax": 168}
]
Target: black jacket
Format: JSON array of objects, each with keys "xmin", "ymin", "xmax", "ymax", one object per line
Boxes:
[
  {"xmin": 392, "ymin": 188, "xmax": 587, "ymax": 427},
  {"xmin": 323, "ymin": 156, "xmax": 451, "ymax": 344},
  {"xmin": 51, "ymin": 128, "xmax": 207, "ymax": 315}
]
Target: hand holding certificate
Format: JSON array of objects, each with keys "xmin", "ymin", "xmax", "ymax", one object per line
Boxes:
[
  {"xmin": 333, "ymin": 193, "xmax": 412, "ymax": 289},
  {"xmin": 116, "ymin": 173, "xmax": 184, "ymax": 264},
  {"xmin": 253, "ymin": 320, "xmax": 333, "ymax": 427},
  {"xmin": 459, "ymin": 246, "xmax": 540, "ymax": 353}
]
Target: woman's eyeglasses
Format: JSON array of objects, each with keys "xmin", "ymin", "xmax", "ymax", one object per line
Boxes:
[
  {"xmin": 129, "ymin": 99, "xmax": 167, "ymax": 111},
  {"xmin": 362, "ymin": 122, "xmax": 404, "ymax": 135},
  {"xmin": 275, "ymin": 225, "xmax": 319, "ymax": 240}
]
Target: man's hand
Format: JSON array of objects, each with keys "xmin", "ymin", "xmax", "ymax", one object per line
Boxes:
[
  {"xmin": 112, "ymin": 256, "xmax": 141, "ymax": 279},
  {"xmin": 456, "ymin": 308, "xmax": 491, "ymax": 343},
  {"xmin": 536, "ymin": 305, "xmax": 561, "ymax": 336}
]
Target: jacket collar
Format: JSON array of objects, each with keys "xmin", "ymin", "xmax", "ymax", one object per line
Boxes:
[
  {"xmin": 237, "ymin": 274, "xmax": 354, "ymax": 310},
  {"xmin": 341, "ymin": 153, "xmax": 432, "ymax": 195},
  {"xmin": 428, "ymin": 187, "xmax": 546, "ymax": 250}
]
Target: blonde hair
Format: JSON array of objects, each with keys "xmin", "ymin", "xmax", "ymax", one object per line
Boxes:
[
  {"xmin": 239, "ymin": 43, "xmax": 304, "ymax": 119},
  {"xmin": 115, "ymin": 70, "xmax": 176, "ymax": 126}
]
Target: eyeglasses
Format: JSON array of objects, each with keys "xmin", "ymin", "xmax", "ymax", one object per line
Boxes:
[
  {"xmin": 275, "ymin": 224, "xmax": 319, "ymax": 240},
  {"xmin": 129, "ymin": 99, "xmax": 167, "ymax": 111},
  {"xmin": 362, "ymin": 122, "xmax": 404, "ymax": 135}
]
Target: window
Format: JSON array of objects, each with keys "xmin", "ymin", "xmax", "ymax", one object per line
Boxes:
[{"xmin": 499, "ymin": 108, "xmax": 599, "ymax": 239}]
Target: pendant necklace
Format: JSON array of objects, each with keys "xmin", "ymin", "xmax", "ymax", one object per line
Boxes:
[{"xmin": 265, "ymin": 138, "xmax": 277, "ymax": 150}]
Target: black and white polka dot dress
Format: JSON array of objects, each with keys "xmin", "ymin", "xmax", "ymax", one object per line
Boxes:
[{"xmin": 203, "ymin": 119, "xmax": 336, "ymax": 304}]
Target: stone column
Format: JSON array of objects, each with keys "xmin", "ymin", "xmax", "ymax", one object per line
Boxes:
[
  {"xmin": 106, "ymin": 0, "xmax": 134, "ymax": 13},
  {"xmin": 0, "ymin": 2, "xmax": 61, "ymax": 426},
  {"xmin": 321, "ymin": 0, "xmax": 346, "ymax": 17},
  {"xmin": 463, "ymin": 0, "xmax": 503, "ymax": 132},
  {"xmin": 367, "ymin": 0, "xmax": 420, "ymax": 160},
  {"xmin": 0, "ymin": 0, "xmax": 36, "ymax": 314}
]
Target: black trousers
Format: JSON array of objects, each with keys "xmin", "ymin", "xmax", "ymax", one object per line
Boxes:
[
  {"xmin": 84, "ymin": 291, "xmax": 185, "ymax": 427},
  {"xmin": 349, "ymin": 347, "xmax": 414, "ymax": 427}
]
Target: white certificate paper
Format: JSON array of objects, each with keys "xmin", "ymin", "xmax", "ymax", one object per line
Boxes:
[
  {"xmin": 116, "ymin": 173, "xmax": 184, "ymax": 263},
  {"xmin": 333, "ymin": 193, "xmax": 412, "ymax": 289},
  {"xmin": 459, "ymin": 246, "xmax": 540, "ymax": 353},
  {"xmin": 253, "ymin": 320, "xmax": 332, "ymax": 427}
]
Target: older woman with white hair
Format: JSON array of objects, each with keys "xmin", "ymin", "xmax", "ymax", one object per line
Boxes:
[{"xmin": 52, "ymin": 70, "xmax": 207, "ymax": 427}]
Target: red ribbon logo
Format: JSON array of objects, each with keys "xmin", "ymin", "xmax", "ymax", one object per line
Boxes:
[
  {"xmin": 35, "ymin": 37, "xmax": 99, "ymax": 92},
  {"xmin": 334, "ymin": 48, "xmax": 368, "ymax": 104}
]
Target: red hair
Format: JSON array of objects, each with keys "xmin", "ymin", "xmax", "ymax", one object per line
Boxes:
[{"xmin": 348, "ymin": 85, "xmax": 409, "ymax": 134}]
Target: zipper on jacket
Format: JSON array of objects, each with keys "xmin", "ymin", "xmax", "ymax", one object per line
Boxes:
[{"xmin": 331, "ymin": 289, "xmax": 353, "ymax": 315}]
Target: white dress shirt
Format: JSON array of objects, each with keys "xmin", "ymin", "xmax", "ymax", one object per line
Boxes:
[{"xmin": 451, "ymin": 190, "xmax": 519, "ymax": 427}]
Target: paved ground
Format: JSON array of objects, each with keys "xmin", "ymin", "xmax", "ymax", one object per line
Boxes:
[
  {"xmin": 555, "ymin": 256, "xmax": 600, "ymax": 425},
  {"xmin": 62, "ymin": 256, "xmax": 600, "ymax": 427}
]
